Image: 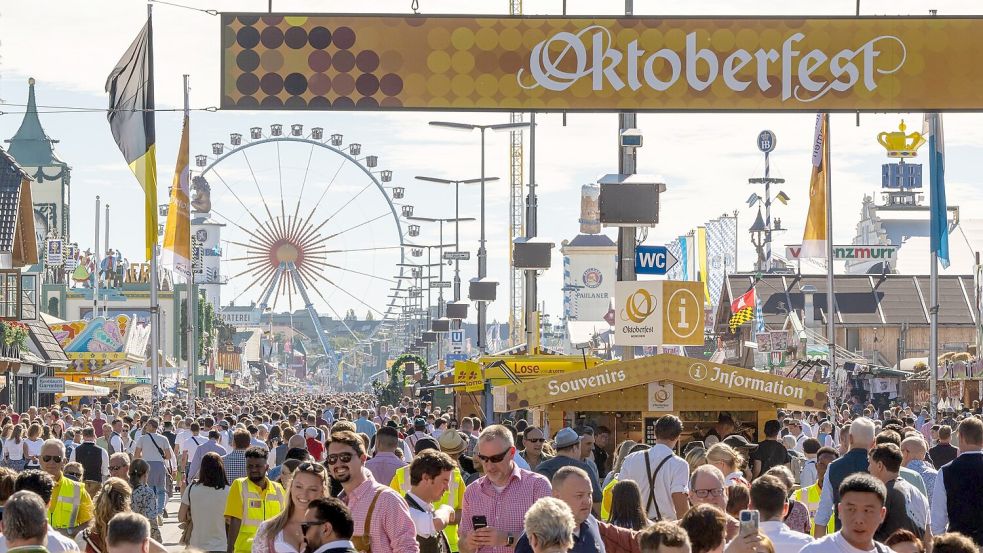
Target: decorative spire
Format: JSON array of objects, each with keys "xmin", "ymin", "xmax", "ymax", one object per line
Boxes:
[{"xmin": 5, "ymin": 77, "xmax": 64, "ymax": 167}]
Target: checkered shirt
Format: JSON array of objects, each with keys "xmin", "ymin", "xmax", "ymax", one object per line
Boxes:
[
  {"xmin": 460, "ymin": 463, "xmax": 552, "ymax": 553},
  {"xmin": 222, "ymin": 449, "xmax": 247, "ymax": 482},
  {"xmin": 341, "ymin": 468, "xmax": 420, "ymax": 553}
]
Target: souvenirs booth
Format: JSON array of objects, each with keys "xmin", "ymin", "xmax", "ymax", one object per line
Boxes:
[{"xmin": 503, "ymin": 354, "xmax": 828, "ymax": 447}]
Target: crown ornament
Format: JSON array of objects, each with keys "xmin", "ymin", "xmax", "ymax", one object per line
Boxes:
[{"xmin": 877, "ymin": 120, "xmax": 926, "ymax": 158}]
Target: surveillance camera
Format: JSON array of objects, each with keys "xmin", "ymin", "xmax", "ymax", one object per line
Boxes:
[{"xmin": 620, "ymin": 129, "xmax": 642, "ymax": 148}]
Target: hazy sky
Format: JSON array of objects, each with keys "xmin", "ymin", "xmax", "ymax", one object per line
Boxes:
[{"xmin": 2, "ymin": 0, "xmax": 982, "ymax": 325}]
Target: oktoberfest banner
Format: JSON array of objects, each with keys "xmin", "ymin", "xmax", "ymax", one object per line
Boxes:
[{"xmin": 222, "ymin": 15, "xmax": 983, "ymax": 111}]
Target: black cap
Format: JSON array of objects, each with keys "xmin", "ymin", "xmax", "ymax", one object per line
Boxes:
[{"xmin": 414, "ymin": 437, "xmax": 439, "ymax": 454}]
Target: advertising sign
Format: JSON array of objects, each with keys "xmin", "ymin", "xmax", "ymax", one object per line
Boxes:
[
  {"xmin": 37, "ymin": 377, "xmax": 66, "ymax": 394},
  {"xmin": 615, "ymin": 281, "xmax": 704, "ymax": 346},
  {"xmin": 756, "ymin": 332, "xmax": 773, "ymax": 353},
  {"xmin": 222, "ymin": 15, "xmax": 983, "ymax": 112},
  {"xmin": 647, "ymin": 381, "xmax": 674, "ymax": 412},
  {"xmin": 786, "ymin": 244, "xmax": 898, "ymax": 261},
  {"xmin": 46, "ymin": 239, "xmax": 64, "ymax": 267}
]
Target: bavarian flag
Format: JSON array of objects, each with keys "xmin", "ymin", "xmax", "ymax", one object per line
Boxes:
[
  {"xmin": 801, "ymin": 113, "xmax": 829, "ymax": 259},
  {"xmin": 106, "ymin": 16, "xmax": 158, "ymax": 261},
  {"xmin": 163, "ymin": 115, "xmax": 191, "ymax": 277},
  {"xmin": 729, "ymin": 288, "xmax": 756, "ymax": 332}
]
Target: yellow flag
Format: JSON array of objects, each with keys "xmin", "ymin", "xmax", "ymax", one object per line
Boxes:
[
  {"xmin": 801, "ymin": 113, "xmax": 828, "ymax": 258},
  {"xmin": 163, "ymin": 115, "xmax": 191, "ymax": 276}
]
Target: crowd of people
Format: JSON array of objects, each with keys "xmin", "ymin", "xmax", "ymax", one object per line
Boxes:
[{"xmin": 0, "ymin": 392, "xmax": 978, "ymax": 553}]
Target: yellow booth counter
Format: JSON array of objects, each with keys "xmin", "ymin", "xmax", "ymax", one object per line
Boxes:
[{"xmin": 501, "ymin": 353, "xmax": 827, "ymax": 447}]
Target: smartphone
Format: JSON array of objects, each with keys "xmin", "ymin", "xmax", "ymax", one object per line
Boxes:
[
  {"xmin": 739, "ymin": 510, "xmax": 759, "ymax": 538},
  {"xmin": 472, "ymin": 515, "xmax": 488, "ymax": 530}
]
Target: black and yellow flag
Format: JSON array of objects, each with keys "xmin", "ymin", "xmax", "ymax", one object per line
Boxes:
[{"xmin": 106, "ymin": 16, "xmax": 157, "ymax": 261}]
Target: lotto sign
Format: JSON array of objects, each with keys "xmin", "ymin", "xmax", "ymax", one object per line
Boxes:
[
  {"xmin": 615, "ymin": 280, "xmax": 704, "ymax": 346},
  {"xmin": 222, "ymin": 15, "xmax": 983, "ymax": 112}
]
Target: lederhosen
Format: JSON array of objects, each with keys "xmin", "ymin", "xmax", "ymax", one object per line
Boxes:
[{"xmin": 404, "ymin": 493, "xmax": 450, "ymax": 553}]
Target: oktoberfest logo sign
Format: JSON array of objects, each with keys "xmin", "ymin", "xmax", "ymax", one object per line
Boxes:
[{"xmin": 222, "ymin": 15, "xmax": 983, "ymax": 111}]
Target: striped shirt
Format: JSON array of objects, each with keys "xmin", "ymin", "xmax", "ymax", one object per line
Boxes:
[
  {"xmin": 341, "ymin": 468, "xmax": 419, "ymax": 553},
  {"xmin": 460, "ymin": 463, "xmax": 552, "ymax": 553}
]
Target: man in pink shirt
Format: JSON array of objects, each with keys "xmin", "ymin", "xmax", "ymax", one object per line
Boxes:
[
  {"xmin": 459, "ymin": 425, "xmax": 551, "ymax": 553},
  {"xmin": 365, "ymin": 426, "xmax": 407, "ymax": 487},
  {"xmin": 328, "ymin": 430, "xmax": 419, "ymax": 553}
]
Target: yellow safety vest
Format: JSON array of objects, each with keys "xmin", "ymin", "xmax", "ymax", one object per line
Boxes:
[
  {"xmin": 600, "ymin": 477, "xmax": 618, "ymax": 522},
  {"xmin": 793, "ymin": 484, "xmax": 834, "ymax": 536},
  {"xmin": 235, "ymin": 478, "xmax": 286, "ymax": 553},
  {"xmin": 390, "ymin": 465, "xmax": 464, "ymax": 552},
  {"xmin": 49, "ymin": 477, "xmax": 82, "ymax": 530}
]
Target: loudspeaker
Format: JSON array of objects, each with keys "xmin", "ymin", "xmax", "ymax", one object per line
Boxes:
[
  {"xmin": 513, "ymin": 238, "xmax": 553, "ymax": 270},
  {"xmin": 431, "ymin": 318, "xmax": 451, "ymax": 332},
  {"xmin": 469, "ymin": 279, "xmax": 498, "ymax": 302},
  {"xmin": 599, "ymin": 182, "xmax": 661, "ymax": 226},
  {"xmin": 446, "ymin": 302, "xmax": 469, "ymax": 319}
]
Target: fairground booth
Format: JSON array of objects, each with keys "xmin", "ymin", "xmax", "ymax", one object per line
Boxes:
[{"xmin": 503, "ymin": 354, "xmax": 827, "ymax": 447}]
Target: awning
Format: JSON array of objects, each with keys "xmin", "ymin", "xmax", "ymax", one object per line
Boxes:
[{"xmin": 60, "ymin": 381, "xmax": 111, "ymax": 397}]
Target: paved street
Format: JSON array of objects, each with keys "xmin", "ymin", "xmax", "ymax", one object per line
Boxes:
[{"xmin": 159, "ymin": 496, "xmax": 186, "ymax": 551}]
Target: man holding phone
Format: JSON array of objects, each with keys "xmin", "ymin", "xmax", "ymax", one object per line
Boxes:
[
  {"xmin": 460, "ymin": 425, "xmax": 551, "ymax": 553},
  {"xmin": 750, "ymin": 476, "xmax": 813, "ymax": 553}
]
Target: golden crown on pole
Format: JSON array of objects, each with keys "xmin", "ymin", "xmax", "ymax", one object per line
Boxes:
[{"xmin": 876, "ymin": 120, "xmax": 926, "ymax": 158}]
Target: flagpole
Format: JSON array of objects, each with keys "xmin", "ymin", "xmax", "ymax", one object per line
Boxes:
[
  {"xmin": 929, "ymin": 112, "xmax": 939, "ymax": 420},
  {"xmin": 183, "ymin": 73, "xmax": 197, "ymax": 416},
  {"xmin": 94, "ymin": 196, "xmax": 101, "ymax": 317},
  {"xmin": 147, "ymin": 1, "xmax": 161, "ymax": 416},
  {"xmin": 824, "ymin": 113, "xmax": 836, "ymax": 373}
]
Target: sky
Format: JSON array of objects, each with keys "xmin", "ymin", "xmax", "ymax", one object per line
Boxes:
[{"xmin": 2, "ymin": 0, "xmax": 982, "ymax": 327}]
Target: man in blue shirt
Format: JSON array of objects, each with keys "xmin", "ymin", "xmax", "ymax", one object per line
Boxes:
[{"xmin": 355, "ymin": 410, "xmax": 377, "ymax": 441}]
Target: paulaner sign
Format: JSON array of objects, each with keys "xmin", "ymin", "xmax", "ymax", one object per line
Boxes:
[{"xmin": 222, "ymin": 15, "xmax": 982, "ymax": 111}]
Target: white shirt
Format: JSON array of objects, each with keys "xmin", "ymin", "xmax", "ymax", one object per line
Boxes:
[
  {"xmin": 930, "ymin": 450, "xmax": 983, "ymax": 534},
  {"xmin": 760, "ymin": 520, "xmax": 813, "ymax": 553},
  {"xmin": 406, "ymin": 491, "xmax": 439, "ymax": 537},
  {"xmin": 791, "ymin": 433, "xmax": 807, "ymax": 453},
  {"xmin": 3, "ymin": 438, "xmax": 24, "ymax": 460},
  {"xmin": 0, "ymin": 523, "xmax": 80, "ymax": 553},
  {"xmin": 182, "ymin": 434, "xmax": 206, "ymax": 464},
  {"xmin": 618, "ymin": 443, "xmax": 690, "ymax": 521},
  {"xmin": 800, "ymin": 459, "xmax": 818, "ymax": 489},
  {"xmin": 799, "ymin": 532, "xmax": 895, "ymax": 553},
  {"xmin": 107, "ymin": 432, "xmax": 125, "ymax": 454}
]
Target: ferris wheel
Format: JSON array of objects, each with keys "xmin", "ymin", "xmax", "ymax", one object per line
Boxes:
[{"xmin": 192, "ymin": 123, "xmax": 417, "ymax": 373}]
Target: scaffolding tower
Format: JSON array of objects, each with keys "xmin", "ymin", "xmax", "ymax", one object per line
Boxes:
[{"xmin": 508, "ymin": 0, "xmax": 525, "ymax": 347}]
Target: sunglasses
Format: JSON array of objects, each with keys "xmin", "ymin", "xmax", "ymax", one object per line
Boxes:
[
  {"xmin": 42, "ymin": 455, "xmax": 63, "ymax": 463},
  {"xmin": 477, "ymin": 447, "xmax": 512, "ymax": 464},
  {"xmin": 300, "ymin": 520, "xmax": 326, "ymax": 534},
  {"xmin": 65, "ymin": 472, "xmax": 83, "ymax": 480},
  {"xmin": 109, "ymin": 465, "xmax": 127, "ymax": 471},
  {"xmin": 298, "ymin": 462, "xmax": 326, "ymax": 473},
  {"xmin": 693, "ymin": 488, "xmax": 725, "ymax": 498},
  {"xmin": 525, "ymin": 438, "xmax": 545, "ymax": 443},
  {"xmin": 326, "ymin": 453, "xmax": 354, "ymax": 465}
]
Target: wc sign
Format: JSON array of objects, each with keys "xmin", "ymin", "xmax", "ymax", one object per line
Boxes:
[
  {"xmin": 635, "ymin": 245, "xmax": 679, "ymax": 275},
  {"xmin": 450, "ymin": 330, "xmax": 465, "ymax": 353}
]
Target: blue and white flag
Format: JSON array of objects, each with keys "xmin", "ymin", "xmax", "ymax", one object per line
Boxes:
[{"xmin": 923, "ymin": 112, "xmax": 950, "ymax": 268}]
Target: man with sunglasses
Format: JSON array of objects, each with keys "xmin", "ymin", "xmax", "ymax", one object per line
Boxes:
[
  {"xmin": 326, "ymin": 430, "xmax": 418, "ymax": 553},
  {"xmin": 517, "ymin": 427, "xmax": 551, "ymax": 472},
  {"xmin": 302, "ymin": 497, "xmax": 357, "ymax": 553},
  {"xmin": 460, "ymin": 425, "xmax": 551, "ymax": 553},
  {"xmin": 40, "ymin": 439, "xmax": 94, "ymax": 538}
]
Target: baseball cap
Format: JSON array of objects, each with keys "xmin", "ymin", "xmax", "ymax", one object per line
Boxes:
[{"xmin": 414, "ymin": 437, "xmax": 439, "ymax": 454}]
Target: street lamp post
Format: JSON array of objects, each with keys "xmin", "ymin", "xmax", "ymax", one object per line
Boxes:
[
  {"xmin": 429, "ymin": 121, "xmax": 529, "ymax": 356},
  {"xmin": 414, "ymin": 175, "xmax": 490, "ymax": 303}
]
